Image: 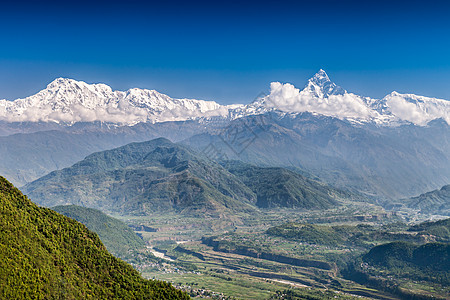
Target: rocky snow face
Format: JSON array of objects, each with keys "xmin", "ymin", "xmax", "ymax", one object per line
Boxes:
[
  {"xmin": 0, "ymin": 71, "xmax": 449, "ymax": 126},
  {"xmin": 304, "ymin": 69, "xmax": 346, "ymax": 98}
]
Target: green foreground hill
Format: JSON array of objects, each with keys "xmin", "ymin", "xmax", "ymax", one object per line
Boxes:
[
  {"xmin": 0, "ymin": 176, "xmax": 188, "ymax": 299},
  {"xmin": 52, "ymin": 205, "xmax": 146, "ymax": 258}
]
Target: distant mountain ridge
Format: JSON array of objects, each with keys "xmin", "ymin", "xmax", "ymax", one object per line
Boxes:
[
  {"xmin": 221, "ymin": 160, "xmax": 350, "ymax": 209},
  {"xmin": 406, "ymin": 184, "xmax": 450, "ymax": 215},
  {"xmin": 1, "ymin": 70, "xmax": 449, "ymax": 127},
  {"xmin": 184, "ymin": 113, "xmax": 450, "ymax": 200},
  {"xmin": 0, "ymin": 121, "xmax": 210, "ymax": 186}
]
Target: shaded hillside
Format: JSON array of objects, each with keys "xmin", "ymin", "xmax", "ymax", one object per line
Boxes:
[
  {"xmin": 0, "ymin": 176, "xmax": 188, "ymax": 299},
  {"xmin": 52, "ymin": 205, "xmax": 145, "ymax": 258},
  {"xmin": 407, "ymin": 184, "xmax": 450, "ymax": 215},
  {"xmin": 222, "ymin": 160, "xmax": 346, "ymax": 209},
  {"xmin": 345, "ymin": 241, "xmax": 450, "ymax": 299},
  {"xmin": 24, "ymin": 138, "xmax": 257, "ymax": 217}
]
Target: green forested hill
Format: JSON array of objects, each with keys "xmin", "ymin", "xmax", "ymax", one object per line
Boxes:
[
  {"xmin": 408, "ymin": 218, "xmax": 450, "ymax": 241},
  {"xmin": 363, "ymin": 241, "xmax": 450, "ymax": 272},
  {"xmin": 0, "ymin": 176, "xmax": 189, "ymax": 299},
  {"xmin": 23, "ymin": 138, "xmax": 258, "ymax": 217},
  {"xmin": 23, "ymin": 138, "xmax": 356, "ymax": 216},
  {"xmin": 267, "ymin": 219, "xmax": 450, "ymax": 249},
  {"xmin": 52, "ymin": 205, "xmax": 146, "ymax": 258},
  {"xmin": 222, "ymin": 160, "xmax": 347, "ymax": 209}
]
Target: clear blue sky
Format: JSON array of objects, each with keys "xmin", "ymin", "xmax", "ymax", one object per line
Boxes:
[{"xmin": 1, "ymin": 0, "xmax": 450, "ymax": 104}]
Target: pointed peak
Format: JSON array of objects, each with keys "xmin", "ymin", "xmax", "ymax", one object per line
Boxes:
[
  {"xmin": 46, "ymin": 77, "xmax": 81, "ymax": 89},
  {"xmin": 313, "ymin": 69, "xmax": 330, "ymax": 80},
  {"xmin": 308, "ymin": 70, "xmax": 333, "ymax": 87},
  {"xmin": 305, "ymin": 69, "xmax": 345, "ymax": 97},
  {"xmin": 45, "ymin": 78, "xmax": 113, "ymax": 93}
]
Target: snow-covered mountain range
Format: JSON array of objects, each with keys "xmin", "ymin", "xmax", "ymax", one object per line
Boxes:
[
  {"xmin": 1, "ymin": 70, "xmax": 449, "ymax": 126},
  {"xmin": 0, "ymin": 78, "xmax": 234, "ymax": 124},
  {"xmin": 257, "ymin": 70, "xmax": 450, "ymax": 126}
]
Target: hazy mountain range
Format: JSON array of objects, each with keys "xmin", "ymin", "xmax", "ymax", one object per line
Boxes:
[
  {"xmin": 1, "ymin": 70, "xmax": 449, "ymax": 205},
  {"xmin": 184, "ymin": 113, "xmax": 450, "ymax": 200}
]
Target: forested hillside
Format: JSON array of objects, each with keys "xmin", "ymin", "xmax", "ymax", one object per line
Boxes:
[
  {"xmin": 52, "ymin": 205, "xmax": 146, "ymax": 258},
  {"xmin": 0, "ymin": 176, "xmax": 188, "ymax": 299}
]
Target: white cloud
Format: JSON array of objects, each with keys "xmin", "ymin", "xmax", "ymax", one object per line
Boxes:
[
  {"xmin": 0, "ymin": 101, "xmax": 151, "ymax": 124},
  {"xmin": 265, "ymin": 82, "xmax": 376, "ymax": 120},
  {"xmin": 385, "ymin": 93, "xmax": 450, "ymax": 126}
]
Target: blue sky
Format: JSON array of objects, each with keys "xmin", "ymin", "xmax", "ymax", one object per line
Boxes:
[{"xmin": 1, "ymin": 0, "xmax": 450, "ymax": 104}]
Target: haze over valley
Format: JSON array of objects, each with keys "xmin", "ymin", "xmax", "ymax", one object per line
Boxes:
[
  {"xmin": 2, "ymin": 1, "xmax": 450, "ymax": 298},
  {"xmin": 1, "ymin": 69, "xmax": 449, "ymax": 299}
]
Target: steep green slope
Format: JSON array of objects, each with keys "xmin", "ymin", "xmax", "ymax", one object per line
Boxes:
[
  {"xmin": 222, "ymin": 160, "xmax": 346, "ymax": 209},
  {"xmin": 52, "ymin": 205, "xmax": 145, "ymax": 258},
  {"xmin": 407, "ymin": 184, "xmax": 450, "ymax": 215},
  {"xmin": 0, "ymin": 176, "xmax": 188, "ymax": 299},
  {"xmin": 24, "ymin": 138, "xmax": 257, "ymax": 217}
]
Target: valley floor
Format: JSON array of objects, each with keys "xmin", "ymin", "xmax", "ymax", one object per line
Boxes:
[{"xmin": 111, "ymin": 202, "xmax": 449, "ymax": 300}]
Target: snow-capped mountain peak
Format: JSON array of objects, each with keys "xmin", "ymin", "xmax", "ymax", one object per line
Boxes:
[
  {"xmin": 250, "ymin": 70, "xmax": 449, "ymax": 126},
  {"xmin": 304, "ymin": 69, "xmax": 346, "ymax": 98}
]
